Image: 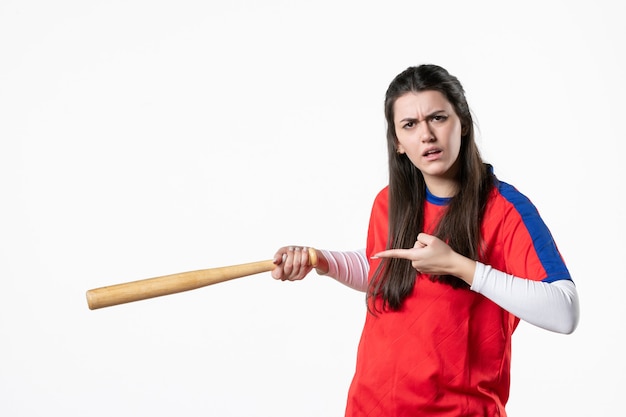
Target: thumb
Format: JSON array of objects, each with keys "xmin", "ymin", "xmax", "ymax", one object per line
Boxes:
[{"xmin": 416, "ymin": 232, "xmax": 435, "ymax": 247}]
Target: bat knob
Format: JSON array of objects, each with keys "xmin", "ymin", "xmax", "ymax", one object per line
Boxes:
[{"xmin": 308, "ymin": 247, "xmax": 319, "ymax": 268}]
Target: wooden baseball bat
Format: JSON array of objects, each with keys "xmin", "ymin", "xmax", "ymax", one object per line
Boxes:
[{"xmin": 86, "ymin": 247, "xmax": 318, "ymax": 310}]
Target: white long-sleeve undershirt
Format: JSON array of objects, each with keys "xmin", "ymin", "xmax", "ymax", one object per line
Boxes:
[
  {"xmin": 320, "ymin": 249, "xmax": 369, "ymax": 292},
  {"xmin": 318, "ymin": 249, "xmax": 580, "ymax": 334}
]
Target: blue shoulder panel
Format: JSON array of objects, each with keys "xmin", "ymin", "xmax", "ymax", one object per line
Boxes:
[{"xmin": 498, "ymin": 181, "xmax": 572, "ymax": 283}]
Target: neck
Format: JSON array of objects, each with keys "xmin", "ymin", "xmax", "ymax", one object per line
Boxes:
[{"xmin": 423, "ymin": 176, "xmax": 458, "ymax": 198}]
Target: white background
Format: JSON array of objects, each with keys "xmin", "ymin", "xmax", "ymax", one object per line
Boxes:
[{"xmin": 1, "ymin": 1, "xmax": 624, "ymax": 415}]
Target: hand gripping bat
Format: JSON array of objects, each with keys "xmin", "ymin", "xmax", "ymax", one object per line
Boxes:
[{"xmin": 86, "ymin": 247, "xmax": 318, "ymax": 310}]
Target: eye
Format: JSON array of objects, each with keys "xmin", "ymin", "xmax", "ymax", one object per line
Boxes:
[
  {"xmin": 431, "ymin": 114, "xmax": 448, "ymax": 122},
  {"xmin": 402, "ymin": 121, "xmax": 415, "ymax": 129}
]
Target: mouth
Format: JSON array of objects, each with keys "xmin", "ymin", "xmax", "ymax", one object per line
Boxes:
[{"xmin": 423, "ymin": 148, "xmax": 442, "ymax": 159}]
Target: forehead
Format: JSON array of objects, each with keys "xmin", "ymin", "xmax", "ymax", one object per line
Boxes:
[{"xmin": 393, "ymin": 90, "xmax": 454, "ymax": 119}]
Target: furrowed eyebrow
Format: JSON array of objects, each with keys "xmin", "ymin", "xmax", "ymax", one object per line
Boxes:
[
  {"xmin": 398, "ymin": 110, "xmax": 447, "ymax": 124},
  {"xmin": 426, "ymin": 110, "xmax": 447, "ymax": 118}
]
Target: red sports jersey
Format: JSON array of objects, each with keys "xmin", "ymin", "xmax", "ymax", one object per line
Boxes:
[{"xmin": 345, "ymin": 181, "xmax": 570, "ymax": 416}]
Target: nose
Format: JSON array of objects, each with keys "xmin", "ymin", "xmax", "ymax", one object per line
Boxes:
[{"xmin": 419, "ymin": 120, "xmax": 435, "ymax": 142}]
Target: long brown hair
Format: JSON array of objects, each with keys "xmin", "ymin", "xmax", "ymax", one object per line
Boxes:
[{"xmin": 368, "ymin": 64, "xmax": 495, "ymax": 312}]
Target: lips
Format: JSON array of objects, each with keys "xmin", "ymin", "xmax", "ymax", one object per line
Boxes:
[{"xmin": 423, "ymin": 147, "xmax": 442, "ymax": 160}]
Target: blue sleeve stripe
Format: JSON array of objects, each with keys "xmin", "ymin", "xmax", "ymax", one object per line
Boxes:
[{"xmin": 498, "ymin": 181, "xmax": 572, "ymax": 283}]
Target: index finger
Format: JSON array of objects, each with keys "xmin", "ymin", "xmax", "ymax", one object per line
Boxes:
[{"xmin": 372, "ymin": 248, "xmax": 414, "ymax": 260}]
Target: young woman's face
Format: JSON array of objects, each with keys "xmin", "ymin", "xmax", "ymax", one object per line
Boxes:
[{"xmin": 393, "ymin": 90, "xmax": 463, "ymax": 196}]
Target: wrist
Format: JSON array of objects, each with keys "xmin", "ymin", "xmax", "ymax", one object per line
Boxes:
[
  {"xmin": 453, "ymin": 253, "xmax": 476, "ymax": 285},
  {"xmin": 313, "ymin": 249, "xmax": 330, "ymax": 275}
]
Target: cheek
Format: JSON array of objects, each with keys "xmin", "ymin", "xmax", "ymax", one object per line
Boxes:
[
  {"xmin": 395, "ymin": 132, "xmax": 410, "ymax": 154},
  {"xmin": 448, "ymin": 124, "xmax": 463, "ymax": 155},
  {"xmin": 449, "ymin": 137, "xmax": 464, "ymax": 165},
  {"xmin": 394, "ymin": 127, "xmax": 404, "ymax": 144}
]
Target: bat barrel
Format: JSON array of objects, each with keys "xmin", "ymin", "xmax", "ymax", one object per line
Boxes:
[{"xmin": 86, "ymin": 259, "xmax": 276, "ymax": 310}]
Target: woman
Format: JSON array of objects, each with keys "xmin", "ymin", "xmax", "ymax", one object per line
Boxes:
[{"xmin": 272, "ymin": 64, "xmax": 579, "ymax": 416}]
